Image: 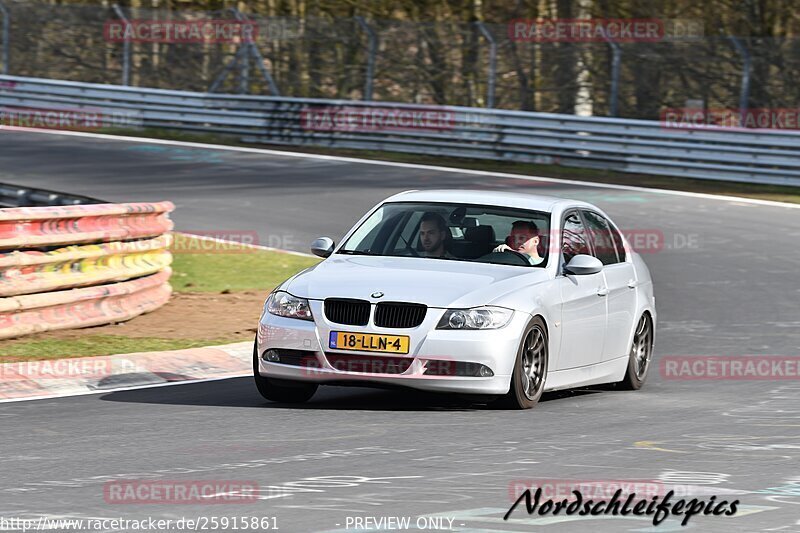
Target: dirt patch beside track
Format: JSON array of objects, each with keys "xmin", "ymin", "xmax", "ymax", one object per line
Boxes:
[
  {"xmin": 0, "ymin": 291, "xmax": 265, "ymax": 361},
  {"xmin": 76, "ymin": 290, "xmax": 264, "ymax": 340}
]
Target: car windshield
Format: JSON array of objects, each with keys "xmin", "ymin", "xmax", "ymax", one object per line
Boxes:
[{"xmin": 339, "ymin": 202, "xmax": 550, "ymax": 267}]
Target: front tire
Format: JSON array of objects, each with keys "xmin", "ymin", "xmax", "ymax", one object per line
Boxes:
[
  {"xmin": 496, "ymin": 317, "xmax": 548, "ymax": 409},
  {"xmin": 620, "ymin": 314, "xmax": 653, "ymax": 390},
  {"xmin": 253, "ymin": 342, "xmax": 318, "ymax": 403}
]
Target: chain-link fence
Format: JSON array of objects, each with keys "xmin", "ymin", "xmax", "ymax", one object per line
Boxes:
[{"xmin": 1, "ymin": 1, "xmax": 798, "ymax": 120}]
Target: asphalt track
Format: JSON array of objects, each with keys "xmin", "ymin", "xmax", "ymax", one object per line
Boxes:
[{"xmin": 1, "ymin": 129, "xmax": 799, "ymax": 532}]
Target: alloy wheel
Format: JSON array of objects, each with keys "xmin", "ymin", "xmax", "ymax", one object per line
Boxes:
[{"xmin": 521, "ymin": 326, "xmax": 546, "ymax": 400}]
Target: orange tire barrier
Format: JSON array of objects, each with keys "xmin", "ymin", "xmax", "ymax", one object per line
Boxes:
[
  {"xmin": 0, "ymin": 201, "xmax": 174, "ymax": 250},
  {"xmin": 0, "ymin": 201, "xmax": 174, "ymax": 339},
  {"xmin": 0, "ymin": 235, "xmax": 172, "ymax": 297},
  {"xmin": 0, "ymin": 269, "xmax": 172, "ymax": 339}
]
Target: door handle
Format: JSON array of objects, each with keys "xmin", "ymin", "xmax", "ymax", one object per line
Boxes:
[
  {"xmin": 597, "ymin": 287, "xmax": 609, "ymax": 297},
  {"xmin": 627, "ymin": 279, "xmax": 637, "ymax": 289}
]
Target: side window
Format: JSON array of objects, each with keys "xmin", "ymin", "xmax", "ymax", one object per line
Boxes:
[
  {"xmin": 561, "ymin": 211, "xmax": 591, "ymax": 264},
  {"xmin": 582, "ymin": 210, "xmax": 619, "ymax": 265},
  {"xmin": 609, "ymin": 222, "xmax": 627, "ymax": 262}
]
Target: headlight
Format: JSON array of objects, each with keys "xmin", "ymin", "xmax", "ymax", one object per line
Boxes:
[
  {"xmin": 266, "ymin": 291, "xmax": 313, "ymax": 321},
  {"xmin": 436, "ymin": 306, "xmax": 513, "ymax": 330}
]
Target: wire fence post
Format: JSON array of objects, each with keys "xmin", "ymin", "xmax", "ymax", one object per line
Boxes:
[
  {"xmin": 729, "ymin": 37, "xmax": 752, "ymax": 126},
  {"xmin": 475, "ymin": 22, "xmax": 496, "ymax": 108},
  {"xmin": 608, "ymin": 42, "xmax": 621, "ymax": 117},
  {"xmin": 247, "ymin": 43, "xmax": 280, "ymax": 96},
  {"xmin": 239, "ymin": 43, "xmax": 250, "ymax": 94},
  {"xmin": 597, "ymin": 27, "xmax": 621, "ymax": 117},
  {"xmin": 230, "ymin": 8, "xmax": 280, "ymax": 96},
  {"xmin": 355, "ymin": 17, "xmax": 376, "ymax": 101},
  {"xmin": 112, "ymin": 4, "xmax": 131, "ymax": 85},
  {"xmin": 0, "ymin": 1, "xmax": 8, "ymax": 75},
  {"xmin": 209, "ymin": 44, "xmax": 247, "ymax": 93}
]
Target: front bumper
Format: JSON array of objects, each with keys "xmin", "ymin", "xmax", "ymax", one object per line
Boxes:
[{"xmin": 255, "ymin": 302, "xmax": 528, "ymax": 395}]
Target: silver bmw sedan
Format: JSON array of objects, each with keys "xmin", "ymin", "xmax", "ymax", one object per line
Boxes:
[{"xmin": 254, "ymin": 189, "xmax": 655, "ymax": 409}]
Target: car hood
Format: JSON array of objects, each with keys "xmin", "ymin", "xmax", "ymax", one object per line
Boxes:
[{"xmin": 284, "ymin": 255, "xmax": 551, "ymax": 309}]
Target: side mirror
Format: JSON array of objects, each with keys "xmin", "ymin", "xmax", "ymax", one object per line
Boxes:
[
  {"xmin": 310, "ymin": 237, "xmax": 335, "ymax": 258},
  {"xmin": 564, "ymin": 254, "xmax": 603, "ymax": 275}
]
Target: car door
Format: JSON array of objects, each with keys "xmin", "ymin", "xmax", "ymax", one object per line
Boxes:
[
  {"xmin": 556, "ymin": 210, "xmax": 608, "ymax": 370},
  {"xmin": 582, "ymin": 210, "xmax": 639, "ymax": 361}
]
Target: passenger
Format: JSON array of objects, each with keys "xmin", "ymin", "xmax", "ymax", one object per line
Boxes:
[{"xmin": 493, "ymin": 220, "xmax": 544, "ymax": 265}]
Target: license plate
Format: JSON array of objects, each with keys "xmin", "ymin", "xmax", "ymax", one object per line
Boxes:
[{"xmin": 329, "ymin": 331, "xmax": 410, "ymax": 354}]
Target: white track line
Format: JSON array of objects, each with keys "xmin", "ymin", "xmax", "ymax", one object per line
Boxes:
[
  {"xmin": 176, "ymin": 231, "xmax": 315, "ymax": 257},
  {"xmin": 2, "ymin": 126, "xmax": 798, "ymax": 210}
]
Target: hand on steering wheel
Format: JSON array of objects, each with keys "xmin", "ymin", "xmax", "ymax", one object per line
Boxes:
[{"xmin": 490, "ymin": 245, "xmax": 529, "ymax": 265}]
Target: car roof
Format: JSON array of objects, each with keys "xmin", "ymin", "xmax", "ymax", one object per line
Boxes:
[{"xmin": 384, "ymin": 189, "xmax": 595, "ymax": 213}]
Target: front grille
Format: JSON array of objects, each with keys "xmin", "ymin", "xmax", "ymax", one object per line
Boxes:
[
  {"xmin": 324, "ymin": 298, "xmax": 370, "ymax": 326},
  {"xmin": 374, "ymin": 302, "xmax": 427, "ymax": 328},
  {"xmin": 325, "ymin": 353, "xmax": 412, "ymax": 374}
]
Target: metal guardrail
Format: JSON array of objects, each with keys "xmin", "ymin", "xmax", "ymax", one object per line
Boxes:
[
  {"xmin": 1, "ymin": 75, "xmax": 799, "ymax": 187},
  {"xmin": 0, "ymin": 182, "xmax": 102, "ymax": 208}
]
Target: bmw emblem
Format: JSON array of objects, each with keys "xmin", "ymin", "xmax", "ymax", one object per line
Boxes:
[{"xmin": 371, "ymin": 291, "xmax": 384, "ymax": 298}]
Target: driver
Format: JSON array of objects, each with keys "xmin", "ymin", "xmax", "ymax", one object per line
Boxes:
[
  {"xmin": 493, "ymin": 220, "xmax": 544, "ymax": 265},
  {"xmin": 418, "ymin": 212, "xmax": 455, "ymax": 258}
]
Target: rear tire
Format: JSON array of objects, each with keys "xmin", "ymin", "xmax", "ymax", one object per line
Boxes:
[
  {"xmin": 619, "ymin": 314, "xmax": 653, "ymax": 390},
  {"xmin": 253, "ymin": 342, "xmax": 318, "ymax": 403},
  {"xmin": 495, "ymin": 317, "xmax": 548, "ymax": 409}
]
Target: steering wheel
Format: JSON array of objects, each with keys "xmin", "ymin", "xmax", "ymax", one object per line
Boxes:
[
  {"xmin": 497, "ymin": 249, "xmax": 531, "ymax": 265},
  {"xmin": 503, "ymin": 249, "xmax": 530, "ymax": 264},
  {"xmin": 476, "ymin": 249, "xmax": 530, "ymax": 266}
]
